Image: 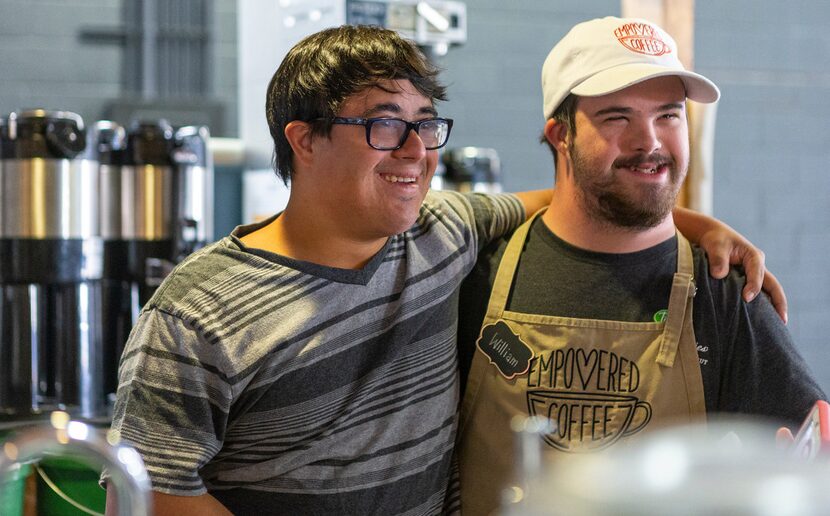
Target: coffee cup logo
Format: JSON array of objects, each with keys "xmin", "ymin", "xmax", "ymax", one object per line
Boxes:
[
  {"xmin": 526, "ymin": 391, "xmax": 652, "ymax": 452},
  {"xmin": 614, "ymin": 22, "xmax": 672, "ymax": 56}
]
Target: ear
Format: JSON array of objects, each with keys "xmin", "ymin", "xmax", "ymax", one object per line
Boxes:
[
  {"xmin": 544, "ymin": 118, "xmax": 570, "ymax": 157},
  {"xmin": 284, "ymin": 121, "xmax": 315, "ymax": 168}
]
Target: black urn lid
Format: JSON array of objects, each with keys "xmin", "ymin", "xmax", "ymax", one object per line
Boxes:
[
  {"xmin": 124, "ymin": 119, "xmax": 176, "ymax": 166},
  {"xmin": 0, "ymin": 109, "xmax": 87, "ymax": 160}
]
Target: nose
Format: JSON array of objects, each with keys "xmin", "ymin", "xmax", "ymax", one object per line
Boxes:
[
  {"xmin": 627, "ymin": 120, "xmax": 662, "ymax": 155},
  {"xmin": 391, "ymin": 126, "xmax": 427, "ymax": 159}
]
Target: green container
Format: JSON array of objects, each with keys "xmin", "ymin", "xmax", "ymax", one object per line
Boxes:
[
  {"xmin": 0, "ymin": 462, "xmax": 31, "ymax": 516},
  {"xmin": 36, "ymin": 457, "xmax": 106, "ymax": 516}
]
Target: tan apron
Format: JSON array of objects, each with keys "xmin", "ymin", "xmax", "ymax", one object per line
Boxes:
[{"xmin": 458, "ymin": 212, "xmax": 706, "ymax": 515}]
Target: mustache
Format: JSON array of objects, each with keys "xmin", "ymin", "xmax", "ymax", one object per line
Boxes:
[{"xmin": 612, "ymin": 153, "xmax": 674, "ymax": 169}]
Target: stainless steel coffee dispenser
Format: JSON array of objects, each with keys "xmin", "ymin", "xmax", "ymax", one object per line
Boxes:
[
  {"xmin": 121, "ymin": 119, "xmax": 178, "ymax": 299},
  {"xmin": 0, "ymin": 110, "xmax": 106, "ymax": 421},
  {"xmin": 97, "ymin": 120, "xmax": 213, "ymax": 399},
  {"xmin": 441, "ymin": 146, "xmax": 502, "ymax": 193},
  {"xmin": 89, "ymin": 121, "xmax": 131, "ymax": 401},
  {"xmin": 118, "ymin": 121, "xmax": 213, "ymax": 292},
  {"xmin": 172, "ymin": 125, "xmax": 213, "ymax": 262}
]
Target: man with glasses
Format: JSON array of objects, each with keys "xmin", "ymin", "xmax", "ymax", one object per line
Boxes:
[{"xmin": 106, "ymin": 24, "xmax": 784, "ymax": 515}]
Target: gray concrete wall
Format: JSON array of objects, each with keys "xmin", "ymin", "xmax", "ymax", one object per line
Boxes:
[
  {"xmin": 436, "ymin": 0, "xmax": 621, "ymax": 191},
  {"xmin": 0, "ymin": 0, "xmax": 237, "ymax": 134},
  {"xmin": 695, "ymin": 0, "xmax": 830, "ymax": 391},
  {"xmin": 0, "ymin": 0, "xmax": 122, "ymax": 123}
]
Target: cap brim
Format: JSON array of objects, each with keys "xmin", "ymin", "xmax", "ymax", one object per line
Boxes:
[{"xmin": 571, "ymin": 63, "xmax": 720, "ymax": 103}]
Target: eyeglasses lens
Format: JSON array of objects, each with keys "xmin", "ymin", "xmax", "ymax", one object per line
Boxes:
[
  {"xmin": 368, "ymin": 119, "xmax": 449, "ymax": 150},
  {"xmin": 369, "ymin": 119, "xmax": 405, "ymax": 149},
  {"xmin": 418, "ymin": 120, "xmax": 446, "ymax": 149}
]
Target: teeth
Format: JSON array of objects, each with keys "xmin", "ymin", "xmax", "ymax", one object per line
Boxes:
[
  {"xmin": 382, "ymin": 175, "xmax": 417, "ymax": 183},
  {"xmin": 630, "ymin": 166, "xmax": 657, "ymax": 174}
]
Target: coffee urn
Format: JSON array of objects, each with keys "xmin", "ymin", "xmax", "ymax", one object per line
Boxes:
[
  {"xmin": 119, "ymin": 120, "xmax": 178, "ymax": 304},
  {"xmin": 172, "ymin": 125, "xmax": 213, "ymax": 263},
  {"xmin": 88, "ymin": 121, "xmax": 132, "ymax": 400},
  {"xmin": 441, "ymin": 146, "xmax": 502, "ymax": 193},
  {"xmin": 0, "ymin": 110, "xmax": 106, "ymax": 421},
  {"xmin": 98, "ymin": 120, "xmax": 213, "ymax": 398}
]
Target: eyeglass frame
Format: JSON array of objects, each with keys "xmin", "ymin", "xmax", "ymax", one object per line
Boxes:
[{"xmin": 321, "ymin": 116, "xmax": 454, "ymax": 150}]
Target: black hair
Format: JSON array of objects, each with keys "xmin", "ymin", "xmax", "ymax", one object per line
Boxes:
[
  {"xmin": 266, "ymin": 25, "xmax": 447, "ymax": 184},
  {"xmin": 540, "ymin": 94, "xmax": 578, "ymax": 166}
]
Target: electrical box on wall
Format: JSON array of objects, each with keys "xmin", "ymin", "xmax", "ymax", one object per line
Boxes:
[{"xmin": 346, "ymin": 0, "xmax": 467, "ymax": 56}]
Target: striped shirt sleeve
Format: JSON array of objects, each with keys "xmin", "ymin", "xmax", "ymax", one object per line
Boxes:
[
  {"xmin": 427, "ymin": 190, "xmax": 525, "ymax": 253},
  {"xmin": 111, "ymin": 308, "xmax": 233, "ymax": 495}
]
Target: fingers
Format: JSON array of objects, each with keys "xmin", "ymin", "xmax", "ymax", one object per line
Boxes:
[
  {"xmin": 761, "ymin": 269, "xmax": 788, "ymax": 324},
  {"xmin": 704, "ymin": 237, "xmax": 730, "ymax": 279},
  {"xmin": 776, "ymin": 426, "xmax": 795, "ymax": 449},
  {"xmin": 696, "ymin": 226, "xmax": 787, "ymax": 323},
  {"xmin": 734, "ymin": 249, "xmax": 788, "ymax": 323},
  {"xmin": 708, "ymin": 255, "xmax": 728, "ymax": 279},
  {"xmin": 739, "ymin": 248, "xmax": 765, "ymax": 304}
]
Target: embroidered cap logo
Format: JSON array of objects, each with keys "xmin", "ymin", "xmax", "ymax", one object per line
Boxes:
[{"xmin": 614, "ymin": 22, "xmax": 671, "ymax": 56}]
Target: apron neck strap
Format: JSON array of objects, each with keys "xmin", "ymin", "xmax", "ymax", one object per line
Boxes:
[
  {"xmin": 483, "ymin": 210, "xmax": 544, "ymax": 321},
  {"xmin": 485, "ymin": 216, "xmax": 697, "ymax": 359},
  {"xmin": 656, "ymin": 231, "xmax": 696, "ymax": 367}
]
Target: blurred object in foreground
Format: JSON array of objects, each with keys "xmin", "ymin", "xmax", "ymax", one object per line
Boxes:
[
  {"xmin": 503, "ymin": 417, "xmax": 830, "ymax": 516},
  {"xmin": 0, "ymin": 411, "xmax": 151, "ymax": 516}
]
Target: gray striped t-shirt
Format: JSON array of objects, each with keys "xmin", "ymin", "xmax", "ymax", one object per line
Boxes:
[{"xmin": 110, "ymin": 190, "xmax": 524, "ymax": 515}]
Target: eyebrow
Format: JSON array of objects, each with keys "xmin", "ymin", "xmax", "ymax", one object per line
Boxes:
[
  {"xmin": 362, "ymin": 103, "xmax": 438, "ymax": 118},
  {"xmin": 592, "ymin": 102, "xmax": 685, "ymax": 117}
]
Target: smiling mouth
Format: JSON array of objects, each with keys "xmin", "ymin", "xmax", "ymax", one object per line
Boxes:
[
  {"xmin": 616, "ymin": 154, "xmax": 673, "ymax": 176},
  {"xmin": 627, "ymin": 165, "xmax": 661, "ymax": 175},
  {"xmin": 381, "ymin": 174, "xmax": 418, "ymax": 183}
]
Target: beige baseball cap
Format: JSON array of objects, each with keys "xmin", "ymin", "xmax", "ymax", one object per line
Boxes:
[{"xmin": 542, "ymin": 16, "xmax": 720, "ymax": 118}]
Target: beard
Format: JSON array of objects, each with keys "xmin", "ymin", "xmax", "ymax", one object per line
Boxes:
[{"xmin": 570, "ymin": 145, "xmax": 685, "ymax": 230}]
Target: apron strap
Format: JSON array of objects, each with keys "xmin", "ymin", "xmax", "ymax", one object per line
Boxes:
[
  {"xmin": 656, "ymin": 231, "xmax": 696, "ymax": 367},
  {"xmin": 461, "ymin": 211, "xmax": 543, "ymax": 433},
  {"xmin": 482, "ymin": 209, "xmax": 545, "ymax": 321}
]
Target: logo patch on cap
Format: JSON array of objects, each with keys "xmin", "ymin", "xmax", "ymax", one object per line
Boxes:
[{"xmin": 614, "ymin": 22, "xmax": 671, "ymax": 56}]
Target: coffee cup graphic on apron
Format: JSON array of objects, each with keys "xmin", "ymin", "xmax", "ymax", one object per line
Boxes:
[{"xmin": 526, "ymin": 391, "xmax": 652, "ymax": 452}]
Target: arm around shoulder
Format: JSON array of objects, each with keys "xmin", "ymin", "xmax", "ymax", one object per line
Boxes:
[
  {"xmin": 673, "ymin": 205, "xmax": 787, "ymax": 322},
  {"xmin": 512, "ymin": 189, "xmax": 553, "ymax": 220}
]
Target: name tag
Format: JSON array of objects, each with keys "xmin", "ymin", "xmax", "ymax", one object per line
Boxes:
[{"xmin": 476, "ymin": 320, "xmax": 533, "ymax": 379}]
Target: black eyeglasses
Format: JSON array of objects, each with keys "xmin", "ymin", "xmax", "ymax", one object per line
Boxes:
[{"xmin": 326, "ymin": 117, "xmax": 453, "ymax": 150}]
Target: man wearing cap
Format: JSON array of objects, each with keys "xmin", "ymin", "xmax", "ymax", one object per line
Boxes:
[{"xmin": 456, "ymin": 16, "xmax": 826, "ymax": 515}]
